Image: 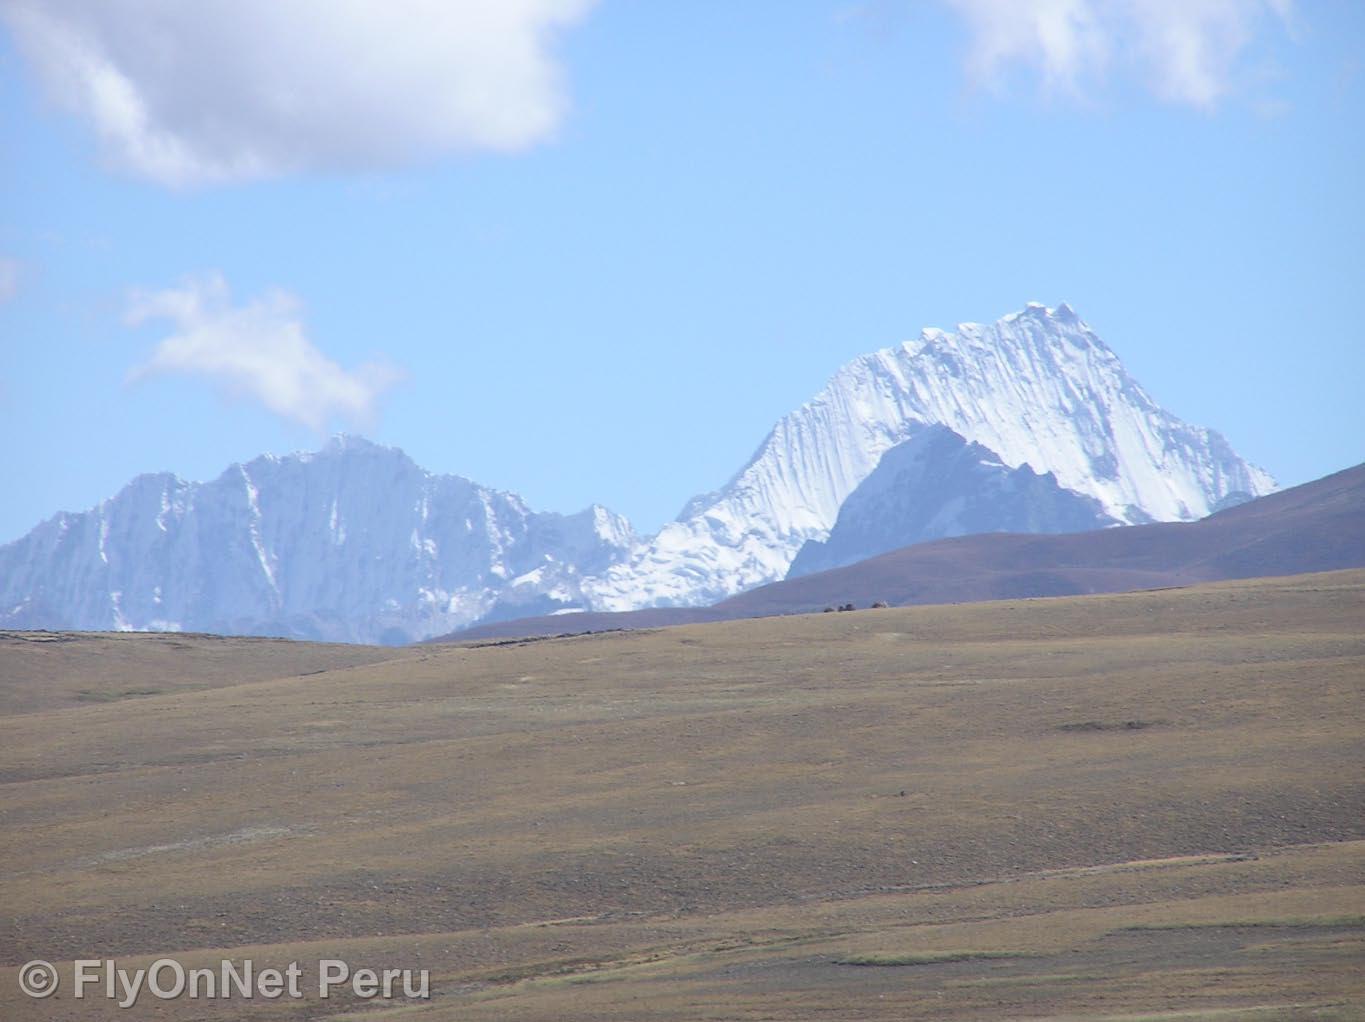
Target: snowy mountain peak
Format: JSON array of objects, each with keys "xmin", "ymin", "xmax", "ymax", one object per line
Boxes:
[
  {"xmin": 581, "ymin": 303, "xmax": 1273, "ymax": 610},
  {"xmin": 0, "ymin": 441, "xmax": 635, "ymax": 644},
  {"xmin": 320, "ymin": 432, "xmax": 393, "ymax": 454},
  {"xmin": 1, "ymin": 303, "xmax": 1275, "ymax": 639}
]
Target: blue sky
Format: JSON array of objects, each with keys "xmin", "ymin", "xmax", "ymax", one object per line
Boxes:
[{"xmin": 2, "ymin": 1, "xmax": 1362, "ymax": 544}]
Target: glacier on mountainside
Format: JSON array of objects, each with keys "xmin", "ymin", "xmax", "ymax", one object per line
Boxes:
[
  {"xmin": 0, "ymin": 436, "xmax": 634, "ymax": 644},
  {"xmin": 580, "ymin": 302, "xmax": 1274, "ymax": 610},
  {"xmin": 0, "ymin": 303, "xmax": 1275, "ymax": 639}
]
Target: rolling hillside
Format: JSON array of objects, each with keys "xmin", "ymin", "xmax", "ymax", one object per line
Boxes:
[
  {"xmin": 3, "ymin": 570, "xmax": 1362, "ymax": 1020},
  {"xmin": 446, "ymin": 462, "xmax": 1363, "ymax": 642}
]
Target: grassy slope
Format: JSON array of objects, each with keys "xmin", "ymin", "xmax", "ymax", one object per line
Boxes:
[
  {"xmin": 1, "ymin": 570, "xmax": 1362, "ymax": 1020},
  {"xmin": 0, "ymin": 630, "xmax": 398, "ymax": 715}
]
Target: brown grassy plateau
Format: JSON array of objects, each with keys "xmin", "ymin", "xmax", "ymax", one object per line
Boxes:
[{"xmin": 1, "ymin": 569, "xmax": 1363, "ymax": 1020}]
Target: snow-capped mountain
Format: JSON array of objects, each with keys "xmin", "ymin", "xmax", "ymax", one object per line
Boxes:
[
  {"xmin": 1, "ymin": 303, "xmax": 1275, "ymax": 639},
  {"xmin": 0, "ymin": 436, "xmax": 633, "ymax": 644},
  {"xmin": 582, "ymin": 303, "xmax": 1274, "ymax": 609},
  {"xmin": 786, "ymin": 425, "xmax": 1117, "ymax": 578}
]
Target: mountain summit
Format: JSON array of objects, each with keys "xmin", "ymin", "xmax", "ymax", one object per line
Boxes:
[
  {"xmin": 0, "ymin": 436, "xmax": 633, "ymax": 644},
  {"xmin": 0, "ymin": 304, "xmax": 1274, "ymax": 640},
  {"xmin": 581, "ymin": 303, "xmax": 1273, "ymax": 609}
]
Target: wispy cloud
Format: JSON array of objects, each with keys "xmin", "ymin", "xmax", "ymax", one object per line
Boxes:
[
  {"xmin": 948, "ymin": 0, "xmax": 1109, "ymax": 98},
  {"xmin": 0, "ymin": 258, "xmax": 19, "ymax": 304},
  {"xmin": 944, "ymin": 0, "xmax": 1293, "ymax": 108},
  {"xmin": 1, "ymin": 0, "xmax": 598, "ymax": 187},
  {"xmin": 127, "ymin": 273, "xmax": 402, "ymax": 430}
]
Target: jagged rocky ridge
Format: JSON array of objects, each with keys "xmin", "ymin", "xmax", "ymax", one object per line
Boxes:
[
  {"xmin": 0, "ymin": 303, "xmax": 1275, "ymax": 640},
  {"xmin": 786, "ymin": 425, "xmax": 1118, "ymax": 578},
  {"xmin": 580, "ymin": 303, "xmax": 1273, "ymax": 609},
  {"xmin": 0, "ymin": 437, "xmax": 633, "ymax": 644}
]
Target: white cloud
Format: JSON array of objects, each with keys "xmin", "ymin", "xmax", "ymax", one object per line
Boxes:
[
  {"xmin": 948, "ymin": 0, "xmax": 1109, "ymax": 97},
  {"xmin": 127, "ymin": 273, "xmax": 402, "ymax": 430},
  {"xmin": 0, "ymin": 0, "xmax": 597, "ymax": 187},
  {"xmin": 944, "ymin": 0, "xmax": 1293, "ymax": 108},
  {"xmin": 0, "ymin": 258, "xmax": 17, "ymax": 304}
]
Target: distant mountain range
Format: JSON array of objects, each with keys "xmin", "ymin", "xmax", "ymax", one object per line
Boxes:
[
  {"xmin": 0, "ymin": 437, "xmax": 634, "ymax": 644},
  {"xmin": 1, "ymin": 303, "xmax": 1278, "ymax": 643},
  {"xmin": 445, "ymin": 462, "xmax": 1365, "ymax": 641}
]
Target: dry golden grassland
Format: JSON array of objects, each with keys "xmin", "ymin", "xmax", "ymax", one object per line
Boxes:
[{"xmin": 1, "ymin": 569, "xmax": 1362, "ymax": 1020}]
